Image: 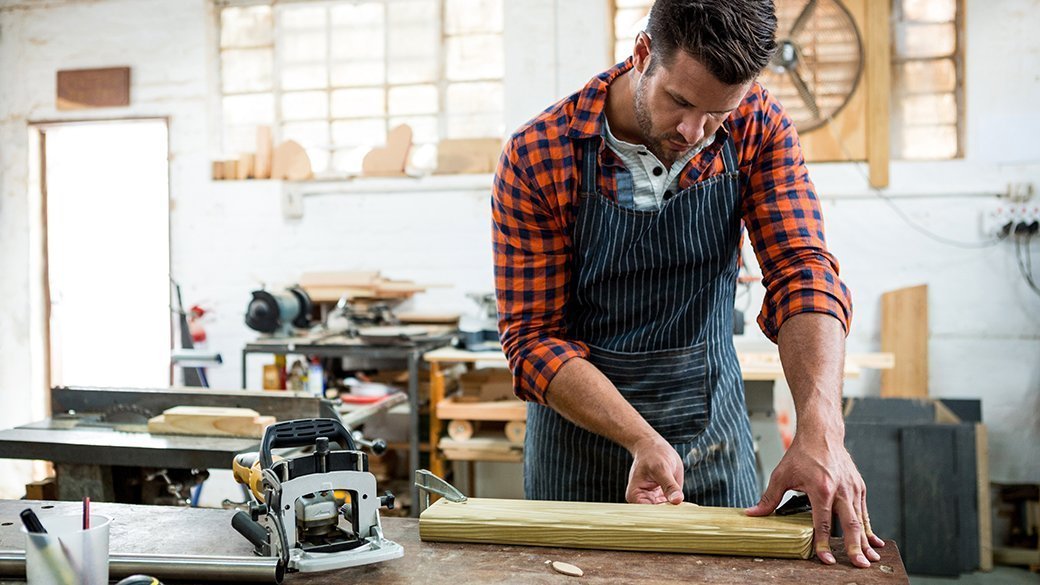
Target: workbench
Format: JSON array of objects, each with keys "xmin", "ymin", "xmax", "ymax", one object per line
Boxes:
[
  {"xmin": 242, "ymin": 334, "xmax": 454, "ymax": 515},
  {"xmin": 0, "ymin": 500, "xmax": 908, "ymax": 584}
]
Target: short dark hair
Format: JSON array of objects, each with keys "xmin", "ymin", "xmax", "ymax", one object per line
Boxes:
[{"xmin": 645, "ymin": 0, "xmax": 778, "ymax": 85}]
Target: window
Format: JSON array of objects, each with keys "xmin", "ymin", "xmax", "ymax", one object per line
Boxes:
[
  {"xmin": 610, "ymin": 0, "xmax": 964, "ymax": 160},
  {"xmin": 218, "ymin": 0, "xmax": 504, "ymax": 177}
]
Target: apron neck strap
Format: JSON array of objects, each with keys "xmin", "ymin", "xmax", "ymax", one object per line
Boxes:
[{"xmin": 579, "ymin": 137, "xmax": 601, "ymax": 198}]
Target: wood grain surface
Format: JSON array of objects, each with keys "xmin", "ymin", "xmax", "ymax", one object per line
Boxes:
[
  {"xmin": 420, "ymin": 498, "xmax": 815, "ymax": 559},
  {"xmin": 0, "ymin": 500, "xmax": 909, "ymax": 584}
]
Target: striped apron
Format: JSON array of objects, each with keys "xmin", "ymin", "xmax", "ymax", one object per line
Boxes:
[{"xmin": 524, "ymin": 130, "xmax": 759, "ymax": 507}]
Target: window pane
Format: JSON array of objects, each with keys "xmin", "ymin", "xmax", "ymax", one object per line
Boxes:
[
  {"xmin": 331, "ymin": 88, "xmax": 386, "ymax": 118},
  {"xmin": 224, "ymin": 124, "xmax": 260, "ymax": 156},
  {"xmin": 895, "ymin": 59, "xmax": 957, "ymax": 95},
  {"xmin": 896, "ymin": 23, "xmax": 956, "ymax": 59},
  {"xmin": 899, "ymin": 125, "xmax": 958, "ymax": 159},
  {"xmin": 331, "ymin": 2, "xmax": 384, "ymax": 27},
  {"xmin": 332, "ymin": 119, "xmax": 387, "ymax": 147},
  {"xmin": 331, "ymin": 61, "xmax": 385, "ymax": 86},
  {"xmin": 899, "ymin": 93, "xmax": 957, "ymax": 126},
  {"xmin": 282, "ymin": 91, "xmax": 329, "ymax": 121},
  {"xmin": 445, "ymin": 0, "xmax": 502, "ymax": 34},
  {"xmin": 447, "ymin": 81, "xmax": 502, "ymax": 115},
  {"xmin": 221, "ymin": 6, "xmax": 272, "ymax": 49},
  {"xmin": 388, "ymin": 57, "xmax": 438, "ymax": 85},
  {"xmin": 389, "ymin": 85, "xmax": 438, "ymax": 116},
  {"xmin": 390, "ymin": 115, "xmax": 438, "ymax": 143},
  {"xmin": 223, "ymin": 93, "xmax": 274, "ymax": 126},
  {"xmin": 446, "ymin": 113, "xmax": 502, "ymax": 139},
  {"xmin": 282, "ymin": 64, "xmax": 328, "ymax": 91},
  {"xmin": 446, "ymin": 34, "xmax": 503, "ymax": 81},
  {"xmin": 281, "ymin": 31, "xmax": 328, "ymax": 64},
  {"xmin": 279, "ymin": 4, "xmax": 327, "ymax": 30},
  {"xmin": 331, "ymin": 29, "xmax": 384, "ymax": 60},
  {"xmin": 222, "ymin": 48, "xmax": 273, "ymax": 93},
  {"xmin": 902, "ymin": 0, "xmax": 956, "ymax": 23},
  {"xmin": 390, "ymin": 0, "xmax": 439, "ymax": 26}
]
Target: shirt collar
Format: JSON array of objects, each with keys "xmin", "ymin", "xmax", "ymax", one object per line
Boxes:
[
  {"xmin": 566, "ymin": 58, "xmax": 634, "ymax": 139},
  {"xmin": 566, "ymin": 57, "xmax": 732, "ymax": 143}
]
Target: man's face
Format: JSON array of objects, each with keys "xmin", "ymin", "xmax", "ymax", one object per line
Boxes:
[{"xmin": 632, "ymin": 35, "xmax": 752, "ymax": 165}]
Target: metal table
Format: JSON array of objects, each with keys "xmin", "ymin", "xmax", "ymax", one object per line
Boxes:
[
  {"xmin": 242, "ymin": 335, "xmax": 454, "ymax": 515},
  {"xmin": 0, "ymin": 500, "xmax": 909, "ymax": 584}
]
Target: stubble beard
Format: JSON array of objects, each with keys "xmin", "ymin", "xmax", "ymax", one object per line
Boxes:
[{"xmin": 633, "ymin": 73, "xmax": 711, "ymax": 168}]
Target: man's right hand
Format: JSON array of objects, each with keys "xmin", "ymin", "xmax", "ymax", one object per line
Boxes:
[{"xmin": 626, "ymin": 435, "xmax": 685, "ymax": 505}]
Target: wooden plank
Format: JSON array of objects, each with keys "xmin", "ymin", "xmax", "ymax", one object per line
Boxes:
[
  {"xmin": 147, "ymin": 406, "xmax": 275, "ymax": 439},
  {"xmin": 439, "ymin": 435, "xmax": 523, "ymax": 462},
  {"xmin": 437, "ymin": 397, "xmax": 526, "ymax": 421},
  {"xmin": 977, "ymin": 424, "xmax": 993, "ymax": 571},
  {"xmin": 255, "ymin": 125, "xmax": 273, "ymax": 179},
  {"xmin": 880, "ymin": 285, "xmax": 929, "ymax": 397},
  {"xmin": 56, "ymin": 67, "xmax": 130, "ymax": 110},
  {"xmin": 900, "ymin": 425, "xmax": 959, "ymax": 576},
  {"xmin": 424, "ymin": 347, "xmax": 509, "ymax": 365},
  {"xmin": 420, "ymin": 498, "xmax": 814, "ymax": 559},
  {"xmin": 865, "ymin": 0, "xmax": 891, "ymax": 187},
  {"xmin": 434, "ymin": 138, "xmax": 502, "ymax": 174}
]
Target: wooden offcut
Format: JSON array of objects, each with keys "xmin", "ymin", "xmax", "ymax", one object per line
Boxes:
[
  {"xmin": 435, "ymin": 138, "xmax": 502, "ymax": 174},
  {"xmin": 255, "ymin": 126, "xmax": 273, "ymax": 179},
  {"xmin": 147, "ymin": 406, "xmax": 275, "ymax": 438},
  {"xmin": 362, "ymin": 124, "xmax": 412, "ymax": 176},
  {"xmin": 56, "ymin": 67, "xmax": 130, "ymax": 110},
  {"xmin": 880, "ymin": 285, "xmax": 929, "ymax": 397},
  {"xmin": 420, "ymin": 498, "xmax": 814, "ymax": 559},
  {"xmin": 271, "ymin": 140, "xmax": 313, "ymax": 181}
]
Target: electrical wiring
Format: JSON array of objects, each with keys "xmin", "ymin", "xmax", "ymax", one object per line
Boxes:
[{"xmin": 1014, "ymin": 233, "xmax": 1040, "ymax": 299}]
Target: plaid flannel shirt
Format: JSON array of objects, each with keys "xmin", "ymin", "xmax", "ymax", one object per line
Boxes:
[{"xmin": 493, "ymin": 59, "xmax": 852, "ymax": 404}]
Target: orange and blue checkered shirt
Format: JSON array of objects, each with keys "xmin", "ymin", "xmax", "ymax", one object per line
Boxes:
[{"xmin": 493, "ymin": 59, "xmax": 852, "ymax": 404}]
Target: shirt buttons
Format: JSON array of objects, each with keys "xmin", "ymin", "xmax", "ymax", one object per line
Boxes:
[
  {"xmin": 652, "ymin": 167, "xmax": 664, "ymax": 176},
  {"xmin": 663, "ymin": 190, "xmax": 674, "ymax": 200}
]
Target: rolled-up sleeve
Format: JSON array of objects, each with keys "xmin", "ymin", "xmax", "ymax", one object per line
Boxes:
[
  {"xmin": 492, "ymin": 138, "xmax": 588, "ymax": 404},
  {"xmin": 741, "ymin": 93, "xmax": 853, "ymax": 342}
]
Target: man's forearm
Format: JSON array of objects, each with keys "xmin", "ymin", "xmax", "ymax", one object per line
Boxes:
[
  {"xmin": 776, "ymin": 312, "xmax": 847, "ymax": 440},
  {"xmin": 545, "ymin": 357, "xmax": 661, "ymax": 453}
]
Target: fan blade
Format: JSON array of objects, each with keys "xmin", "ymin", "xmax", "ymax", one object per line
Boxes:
[
  {"xmin": 789, "ymin": 68, "xmax": 820, "ymax": 119},
  {"xmin": 789, "ymin": 0, "xmax": 818, "ymax": 37}
]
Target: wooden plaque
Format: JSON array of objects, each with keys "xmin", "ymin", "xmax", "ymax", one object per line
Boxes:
[{"xmin": 56, "ymin": 67, "xmax": 131, "ymax": 110}]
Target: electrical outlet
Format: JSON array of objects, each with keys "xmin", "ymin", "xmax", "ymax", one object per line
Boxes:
[
  {"xmin": 282, "ymin": 187, "xmax": 304, "ymax": 220},
  {"xmin": 981, "ymin": 202, "xmax": 1040, "ymax": 237}
]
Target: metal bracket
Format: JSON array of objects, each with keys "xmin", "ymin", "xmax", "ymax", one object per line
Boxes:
[{"xmin": 413, "ymin": 469, "xmax": 467, "ymax": 512}]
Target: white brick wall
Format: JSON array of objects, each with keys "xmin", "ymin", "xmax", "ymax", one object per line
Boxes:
[{"xmin": 0, "ymin": 0, "xmax": 1037, "ymax": 501}]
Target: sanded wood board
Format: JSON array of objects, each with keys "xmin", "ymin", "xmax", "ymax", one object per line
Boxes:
[
  {"xmin": 437, "ymin": 397, "xmax": 526, "ymax": 421},
  {"xmin": 147, "ymin": 406, "xmax": 275, "ymax": 438},
  {"xmin": 881, "ymin": 284, "xmax": 929, "ymax": 397},
  {"xmin": 420, "ymin": 498, "xmax": 814, "ymax": 559}
]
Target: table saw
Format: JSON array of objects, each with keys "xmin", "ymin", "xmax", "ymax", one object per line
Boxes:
[
  {"xmin": 0, "ymin": 386, "xmax": 339, "ymax": 503},
  {"xmin": 0, "ymin": 499, "xmax": 909, "ymax": 584}
]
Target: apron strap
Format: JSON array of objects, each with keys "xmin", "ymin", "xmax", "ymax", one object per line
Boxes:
[{"xmin": 579, "ymin": 138, "xmax": 600, "ymax": 198}]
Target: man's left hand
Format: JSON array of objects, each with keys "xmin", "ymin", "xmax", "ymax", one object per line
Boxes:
[{"xmin": 744, "ymin": 433, "xmax": 886, "ymax": 568}]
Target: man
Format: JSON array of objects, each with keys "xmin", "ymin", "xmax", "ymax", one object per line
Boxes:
[{"xmin": 492, "ymin": 0, "xmax": 884, "ymax": 569}]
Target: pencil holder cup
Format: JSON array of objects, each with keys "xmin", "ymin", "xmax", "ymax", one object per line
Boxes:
[{"xmin": 23, "ymin": 514, "xmax": 110, "ymax": 585}]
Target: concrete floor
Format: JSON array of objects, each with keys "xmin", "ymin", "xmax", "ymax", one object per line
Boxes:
[{"xmin": 910, "ymin": 567, "xmax": 1040, "ymax": 584}]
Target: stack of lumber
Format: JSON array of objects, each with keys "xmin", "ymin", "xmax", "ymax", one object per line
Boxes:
[
  {"xmin": 147, "ymin": 406, "xmax": 275, "ymax": 439},
  {"xmin": 420, "ymin": 498, "xmax": 814, "ymax": 559},
  {"xmin": 299, "ymin": 271, "xmax": 432, "ymax": 303},
  {"xmin": 456, "ymin": 368, "xmax": 513, "ymax": 402}
]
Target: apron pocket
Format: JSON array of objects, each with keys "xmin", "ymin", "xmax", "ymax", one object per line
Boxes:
[{"xmin": 587, "ymin": 342, "xmax": 711, "ymax": 444}]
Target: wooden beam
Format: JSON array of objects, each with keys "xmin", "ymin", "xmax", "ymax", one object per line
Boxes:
[
  {"xmin": 420, "ymin": 498, "xmax": 814, "ymax": 559},
  {"xmin": 865, "ymin": 0, "xmax": 891, "ymax": 188},
  {"xmin": 976, "ymin": 424, "xmax": 993, "ymax": 571}
]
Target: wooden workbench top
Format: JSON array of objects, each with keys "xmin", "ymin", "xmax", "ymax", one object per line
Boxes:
[{"xmin": 0, "ymin": 500, "xmax": 908, "ymax": 584}]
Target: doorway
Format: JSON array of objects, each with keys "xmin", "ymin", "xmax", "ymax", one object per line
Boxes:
[{"xmin": 38, "ymin": 119, "xmax": 172, "ymax": 389}]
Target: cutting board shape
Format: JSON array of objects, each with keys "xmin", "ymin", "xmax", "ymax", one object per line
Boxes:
[
  {"xmin": 362, "ymin": 124, "xmax": 412, "ymax": 176},
  {"xmin": 420, "ymin": 498, "xmax": 814, "ymax": 559},
  {"xmin": 271, "ymin": 139, "xmax": 313, "ymax": 181},
  {"xmin": 147, "ymin": 406, "xmax": 275, "ymax": 438}
]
